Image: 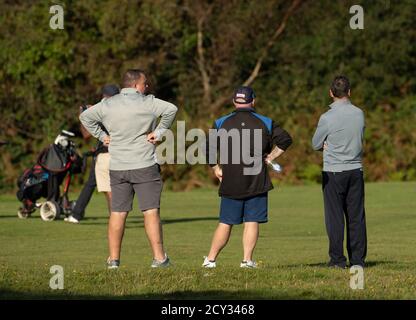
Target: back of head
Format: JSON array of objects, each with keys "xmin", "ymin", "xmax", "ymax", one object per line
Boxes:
[
  {"xmin": 122, "ymin": 69, "xmax": 145, "ymax": 88},
  {"xmin": 233, "ymin": 86, "xmax": 255, "ymax": 107},
  {"xmin": 330, "ymin": 75, "xmax": 350, "ymax": 98}
]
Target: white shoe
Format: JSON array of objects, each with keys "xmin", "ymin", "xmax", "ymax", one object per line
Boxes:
[
  {"xmin": 64, "ymin": 215, "xmax": 80, "ymax": 224},
  {"xmin": 202, "ymin": 256, "xmax": 216, "ymax": 268},
  {"xmin": 240, "ymin": 260, "xmax": 257, "ymax": 268},
  {"xmin": 107, "ymin": 257, "xmax": 120, "ymax": 269}
]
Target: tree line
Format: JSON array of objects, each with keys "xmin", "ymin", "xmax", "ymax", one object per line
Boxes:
[{"xmin": 0, "ymin": 0, "xmax": 415, "ymax": 191}]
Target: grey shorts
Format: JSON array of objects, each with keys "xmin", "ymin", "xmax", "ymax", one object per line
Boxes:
[{"xmin": 110, "ymin": 164, "xmax": 163, "ymax": 212}]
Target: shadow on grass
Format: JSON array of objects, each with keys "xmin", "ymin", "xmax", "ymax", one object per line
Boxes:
[
  {"xmin": 284, "ymin": 260, "xmax": 395, "ymax": 269},
  {"xmin": 0, "ymin": 288, "xmax": 304, "ymax": 300},
  {"xmin": 0, "ymin": 215, "xmax": 19, "ymax": 219},
  {"xmin": 81, "ymin": 216, "xmax": 218, "ymax": 228},
  {"xmin": 162, "ymin": 217, "xmax": 218, "ymax": 224}
]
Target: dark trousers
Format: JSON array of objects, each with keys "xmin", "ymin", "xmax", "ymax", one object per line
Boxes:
[
  {"xmin": 322, "ymin": 168, "xmax": 367, "ymax": 267},
  {"xmin": 47, "ymin": 172, "xmax": 66, "ymax": 202},
  {"xmin": 72, "ymin": 158, "xmax": 96, "ymax": 220}
]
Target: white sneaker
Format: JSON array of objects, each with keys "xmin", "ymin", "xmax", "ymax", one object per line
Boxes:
[
  {"xmin": 107, "ymin": 257, "xmax": 120, "ymax": 269},
  {"xmin": 202, "ymin": 256, "xmax": 216, "ymax": 268},
  {"xmin": 64, "ymin": 215, "xmax": 80, "ymax": 224},
  {"xmin": 240, "ymin": 260, "xmax": 257, "ymax": 268}
]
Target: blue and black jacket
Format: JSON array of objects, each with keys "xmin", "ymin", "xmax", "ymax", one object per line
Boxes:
[{"xmin": 207, "ymin": 107, "xmax": 292, "ymax": 199}]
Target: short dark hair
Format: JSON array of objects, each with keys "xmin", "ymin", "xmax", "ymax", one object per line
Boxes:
[
  {"xmin": 122, "ymin": 69, "xmax": 145, "ymax": 88},
  {"xmin": 330, "ymin": 75, "xmax": 350, "ymax": 98}
]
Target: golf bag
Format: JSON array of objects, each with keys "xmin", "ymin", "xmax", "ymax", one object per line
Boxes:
[{"xmin": 16, "ymin": 130, "xmax": 83, "ymax": 221}]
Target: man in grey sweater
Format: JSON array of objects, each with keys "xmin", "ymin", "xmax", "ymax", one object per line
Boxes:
[
  {"xmin": 312, "ymin": 75, "xmax": 367, "ymax": 268},
  {"xmin": 80, "ymin": 69, "xmax": 178, "ymax": 268}
]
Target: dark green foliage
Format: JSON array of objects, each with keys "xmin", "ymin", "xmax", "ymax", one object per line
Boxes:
[{"xmin": 0, "ymin": 0, "xmax": 414, "ymax": 190}]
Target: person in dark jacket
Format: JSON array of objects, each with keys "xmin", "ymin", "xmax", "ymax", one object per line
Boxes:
[
  {"xmin": 202, "ymin": 86, "xmax": 292, "ymax": 268},
  {"xmin": 65, "ymin": 84, "xmax": 119, "ymax": 224}
]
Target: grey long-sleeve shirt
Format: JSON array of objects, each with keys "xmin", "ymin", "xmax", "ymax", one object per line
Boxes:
[
  {"xmin": 312, "ymin": 99, "xmax": 365, "ymax": 172},
  {"xmin": 80, "ymin": 88, "xmax": 178, "ymax": 171}
]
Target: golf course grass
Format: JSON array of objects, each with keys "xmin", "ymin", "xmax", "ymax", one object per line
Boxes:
[{"xmin": 1, "ymin": 181, "xmax": 415, "ymax": 299}]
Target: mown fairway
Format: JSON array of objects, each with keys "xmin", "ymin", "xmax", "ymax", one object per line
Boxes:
[{"xmin": 0, "ymin": 182, "xmax": 415, "ymax": 299}]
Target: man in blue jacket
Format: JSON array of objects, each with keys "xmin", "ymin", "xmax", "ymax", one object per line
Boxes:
[{"xmin": 203, "ymin": 86, "xmax": 292, "ymax": 268}]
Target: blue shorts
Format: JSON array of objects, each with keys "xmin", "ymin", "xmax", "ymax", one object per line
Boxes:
[{"xmin": 219, "ymin": 193, "xmax": 268, "ymax": 225}]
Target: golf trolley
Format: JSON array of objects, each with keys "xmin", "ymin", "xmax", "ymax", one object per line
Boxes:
[{"xmin": 16, "ymin": 130, "xmax": 84, "ymax": 221}]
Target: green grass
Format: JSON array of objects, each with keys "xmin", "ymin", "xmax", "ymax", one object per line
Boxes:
[{"xmin": 1, "ymin": 182, "xmax": 416, "ymax": 299}]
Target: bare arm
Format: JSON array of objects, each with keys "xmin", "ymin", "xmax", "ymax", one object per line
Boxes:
[
  {"xmin": 78, "ymin": 106, "xmax": 92, "ymax": 140},
  {"xmin": 211, "ymin": 164, "xmax": 223, "ymax": 182},
  {"xmin": 265, "ymin": 146, "xmax": 285, "ymax": 163},
  {"xmin": 205, "ymin": 122, "xmax": 222, "ymax": 181},
  {"xmin": 80, "ymin": 123, "xmax": 92, "ymax": 140}
]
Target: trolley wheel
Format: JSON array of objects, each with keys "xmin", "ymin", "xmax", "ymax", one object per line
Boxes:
[
  {"xmin": 40, "ymin": 201, "xmax": 61, "ymax": 221},
  {"xmin": 17, "ymin": 208, "xmax": 30, "ymax": 219}
]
